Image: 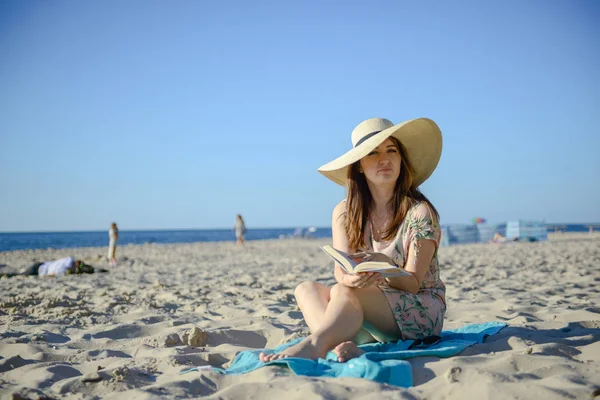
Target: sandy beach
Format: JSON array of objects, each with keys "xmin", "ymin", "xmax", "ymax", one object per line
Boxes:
[{"xmin": 1, "ymin": 233, "xmax": 599, "ymax": 399}]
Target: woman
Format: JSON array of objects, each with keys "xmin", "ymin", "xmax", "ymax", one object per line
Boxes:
[
  {"xmin": 108, "ymin": 222, "xmax": 119, "ymax": 266},
  {"xmin": 260, "ymin": 117, "xmax": 445, "ymax": 362},
  {"xmin": 235, "ymin": 214, "xmax": 246, "ymax": 246}
]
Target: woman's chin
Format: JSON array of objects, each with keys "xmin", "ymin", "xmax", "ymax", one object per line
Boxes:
[{"xmin": 371, "ymin": 176, "xmax": 398, "ymax": 186}]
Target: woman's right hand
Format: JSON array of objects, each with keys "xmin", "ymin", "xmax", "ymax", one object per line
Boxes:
[{"xmin": 341, "ymin": 271, "xmax": 381, "ymax": 289}]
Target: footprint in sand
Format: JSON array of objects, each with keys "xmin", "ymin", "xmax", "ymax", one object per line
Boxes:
[{"xmin": 445, "ymin": 366, "xmax": 462, "ymax": 383}]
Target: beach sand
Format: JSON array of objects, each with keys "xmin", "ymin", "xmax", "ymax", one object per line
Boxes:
[{"xmin": 1, "ymin": 233, "xmax": 599, "ymax": 399}]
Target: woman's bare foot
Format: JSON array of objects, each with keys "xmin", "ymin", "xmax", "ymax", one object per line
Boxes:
[
  {"xmin": 259, "ymin": 336, "xmax": 327, "ymax": 362},
  {"xmin": 333, "ymin": 341, "xmax": 365, "ymax": 363}
]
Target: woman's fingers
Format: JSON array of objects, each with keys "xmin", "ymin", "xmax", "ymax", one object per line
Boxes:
[
  {"xmin": 346, "ymin": 271, "xmax": 384, "ymax": 288},
  {"xmin": 354, "ymin": 272, "xmax": 378, "ymax": 288},
  {"xmin": 351, "ymin": 276, "xmax": 366, "ymax": 287},
  {"xmin": 353, "ymin": 274, "xmax": 367, "ymax": 287},
  {"xmin": 368, "ymin": 272, "xmax": 383, "ymax": 285},
  {"xmin": 343, "ymin": 274, "xmax": 362, "ymax": 287},
  {"xmin": 360, "ymin": 273, "xmax": 379, "ymax": 287}
]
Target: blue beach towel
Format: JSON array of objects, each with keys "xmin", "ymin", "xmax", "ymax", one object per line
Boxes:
[{"xmin": 182, "ymin": 322, "xmax": 506, "ymax": 388}]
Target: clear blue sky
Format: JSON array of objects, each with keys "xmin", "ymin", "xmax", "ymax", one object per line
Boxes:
[{"xmin": 1, "ymin": 1, "xmax": 598, "ymax": 231}]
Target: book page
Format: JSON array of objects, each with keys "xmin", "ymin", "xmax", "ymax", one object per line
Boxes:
[
  {"xmin": 320, "ymin": 246, "xmax": 412, "ymax": 278},
  {"xmin": 319, "ymin": 246, "xmax": 357, "ymax": 273},
  {"xmin": 353, "ymin": 262, "xmax": 398, "ymax": 272},
  {"xmin": 354, "ymin": 263, "xmax": 412, "ymax": 278}
]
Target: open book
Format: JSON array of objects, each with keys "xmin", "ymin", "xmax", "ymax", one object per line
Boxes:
[{"xmin": 320, "ymin": 245, "xmax": 412, "ymax": 278}]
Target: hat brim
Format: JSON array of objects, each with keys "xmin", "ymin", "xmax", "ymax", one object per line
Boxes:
[{"xmin": 317, "ymin": 118, "xmax": 442, "ymax": 187}]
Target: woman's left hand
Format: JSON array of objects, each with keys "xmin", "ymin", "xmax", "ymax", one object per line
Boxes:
[
  {"xmin": 349, "ymin": 251, "xmax": 397, "ymax": 266},
  {"xmin": 341, "ymin": 271, "xmax": 382, "ymax": 289}
]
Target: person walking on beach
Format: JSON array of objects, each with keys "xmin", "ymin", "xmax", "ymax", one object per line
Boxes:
[
  {"xmin": 260, "ymin": 117, "xmax": 445, "ymax": 363},
  {"xmin": 108, "ymin": 222, "xmax": 119, "ymax": 266},
  {"xmin": 234, "ymin": 214, "xmax": 246, "ymax": 246}
]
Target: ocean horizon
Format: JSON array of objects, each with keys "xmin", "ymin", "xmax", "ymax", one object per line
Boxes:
[
  {"xmin": 0, "ymin": 228, "xmax": 333, "ymax": 252},
  {"xmin": 0, "ymin": 223, "xmax": 598, "ymax": 252}
]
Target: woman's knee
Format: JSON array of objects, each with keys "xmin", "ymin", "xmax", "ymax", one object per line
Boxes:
[
  {"xmin": 294, "ymin": 280, "xmax": 323, "ymax": 301},
  {"xmin": 329, "ymin": 282, "xmax": 355, "ymax": 298}
]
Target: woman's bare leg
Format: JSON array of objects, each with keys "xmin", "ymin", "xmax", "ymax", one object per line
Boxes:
[
  {"xmin": 260, "ymin": 283, "xmax": 400, "ymax": 362},
  {"xmin": 294, "ymin": 281, "xmax": 376, "ymax": 344},
  {"xmin": 294, "ymin": 281, "xmax": 330, "ymax": 332}
]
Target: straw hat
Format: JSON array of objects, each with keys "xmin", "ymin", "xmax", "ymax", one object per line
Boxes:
[{"xmin": 318, "ymin": 117, "xmax": 442, "ymax": 187}]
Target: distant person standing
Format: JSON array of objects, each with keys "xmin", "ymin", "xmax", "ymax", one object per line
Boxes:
[
  {"xmin": 108, "ymin": 222, "xmax": 119, "ymax": 266},
  {"xmin": 234, "ymin": 214, "xmax": 246, "ymax": 246}
]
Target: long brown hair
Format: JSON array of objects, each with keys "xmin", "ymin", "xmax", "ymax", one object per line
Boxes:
[{"xmin": 344, "ymin": 137, "xmax": 439, "ymax": 251}]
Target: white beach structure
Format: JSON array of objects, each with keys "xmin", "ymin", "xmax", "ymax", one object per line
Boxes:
[
  {"xmin": 440, "ymin": 224, "xmax": 480, "ymax": 246},
  {"xmin": 505, "ymin": 220, "xmax": 548, "ymax": 242},
  {"xmin": 441, "ymin": 220, "xmax": 546, "ymax": 246}
]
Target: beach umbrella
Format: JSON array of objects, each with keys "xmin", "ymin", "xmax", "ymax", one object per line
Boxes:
[{"xmin": 472, "ymin": 217, "xmax": 486, "ymax": 224}]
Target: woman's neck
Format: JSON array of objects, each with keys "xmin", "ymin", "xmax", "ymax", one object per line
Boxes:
[{"xmin": 368, "ymin": 184, "xmax": 394, "ymax": 216}]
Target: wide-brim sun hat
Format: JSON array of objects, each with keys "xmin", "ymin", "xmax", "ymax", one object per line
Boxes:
[{"xmin": 318, "ymin": 117, "xmax": 442, "ymax": 187}]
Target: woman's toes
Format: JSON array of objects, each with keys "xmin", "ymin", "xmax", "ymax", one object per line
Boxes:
[
  {"xmin": 333, "ymin": 341, "xmax": 351, "ymax": 362},
  {"xmin": 333, "ymin": 341, "xmax": 363, "ymax": 362},
  {"xmin": 260, "ymin": 353, "xmax": 276, "ymax": 362},
  {"xmin": 259, "ymin": 352, "xmax": 289, "ymax": 362}
]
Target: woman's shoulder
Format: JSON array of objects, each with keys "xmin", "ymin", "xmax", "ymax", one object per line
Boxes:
[
  {"xmin": 407, "ymin": 201, "xmax": 437, "ymax": 222},
  {"xmin": 333, "ymin": 199, "xmax": 347, "ymax": 213},
  {"xmin": 332, "ymin": 199, "xmax": 347, "ymax": 224}
]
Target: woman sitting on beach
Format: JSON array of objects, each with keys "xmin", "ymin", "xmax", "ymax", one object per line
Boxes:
[{"xmin": 260, "ymin": 117, "xmax": 445, "ymax": 363}]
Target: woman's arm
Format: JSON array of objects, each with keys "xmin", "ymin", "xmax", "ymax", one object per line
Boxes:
[
  {"xmin": 331, "ymin": 201, "xmax": 352, "ymax": 283},
  {"xmin": 386, "ymin": 202, "xmax": 440, "ymax": 294},
  {"xmin": 331, "ymin": 200, "xmax": 381, "ymax": 288},
  {"xmin": 385, "ymin": 238, "xmax": 436, "ymax": 294}
]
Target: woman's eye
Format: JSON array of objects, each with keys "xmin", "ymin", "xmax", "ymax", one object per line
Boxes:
[
  {"xmin": 388, "ymin": 149, "xmax": 397, "ymax": 153},
  {"xmin": 367, "ymin": 151, "xmax": 376, "ymax": 156}
]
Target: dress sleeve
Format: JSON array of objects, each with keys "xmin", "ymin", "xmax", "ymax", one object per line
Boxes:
[{"xmin": 405, "ymin": 202, "xmax": 441, "ymax": 265}]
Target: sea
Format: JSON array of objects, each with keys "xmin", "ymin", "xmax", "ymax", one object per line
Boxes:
[
  {"xmin": 0, "ymin": 228, "xmax": 333, "ymax": 252},
  {"xmin": 0, "ymin": 224, "xmax": 596, "ymax": 252}
]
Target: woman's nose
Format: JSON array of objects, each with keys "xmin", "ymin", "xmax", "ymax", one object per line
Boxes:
[{"xmin": 378, "ymin": 154, "xmax": 390, "ymax": 164}]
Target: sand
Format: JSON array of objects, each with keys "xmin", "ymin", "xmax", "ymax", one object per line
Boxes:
[{"xmin": 1, "ymin": 233, "xmax": 599, "ymax": 399}]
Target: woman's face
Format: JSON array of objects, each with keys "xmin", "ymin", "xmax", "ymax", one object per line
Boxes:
[{"xmin": 359, "ymin": 138, "xmax": 401, "ymax": 187}]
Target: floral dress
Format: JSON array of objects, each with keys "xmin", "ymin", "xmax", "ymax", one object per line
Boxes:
[{"xmin": 368, "ymin": 202, "xmax": 446, "ymax": 340}]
